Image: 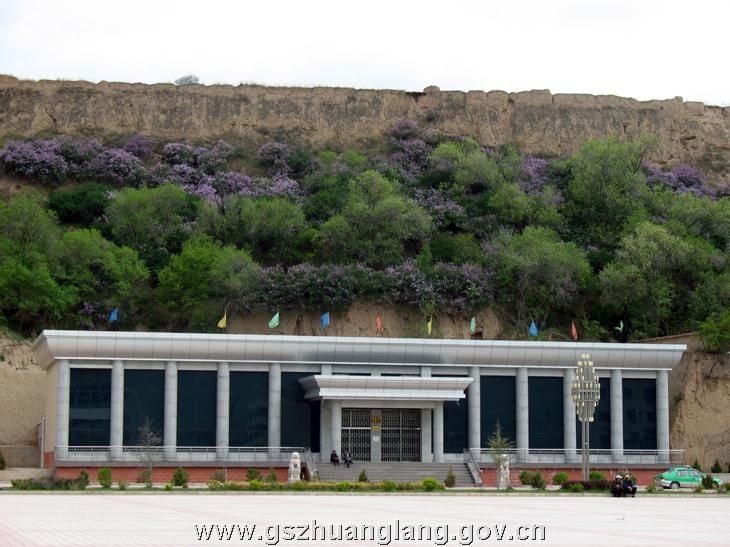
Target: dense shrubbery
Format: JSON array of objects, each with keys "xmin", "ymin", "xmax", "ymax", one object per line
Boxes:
[
  {"xmin": 0, "ymin": 124, "xmax": 728, "ymax": 338},
  {"xmin": 561, "ymin": 480, "xmax": 610, "ymax": 492}
]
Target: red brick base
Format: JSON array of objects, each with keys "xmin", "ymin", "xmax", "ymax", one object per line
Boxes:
[
  {"xmin": 54, "ymin": 466, "xmax": 291, "ymax": 483},
  {"xmin": 479, "ymin": 467, "xmax": 661, "ymax": 486}
]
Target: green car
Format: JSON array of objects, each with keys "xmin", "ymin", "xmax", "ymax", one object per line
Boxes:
[{"xmin": 655, "ymin": 466, "xmax": 722, "ymax": 489}]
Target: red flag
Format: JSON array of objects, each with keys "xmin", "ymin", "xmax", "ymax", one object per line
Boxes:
[
  {"xmin": 571, "ymin": 320, "xmax": 578, "ymax": 341},
  {"xmin": 376, "ymin": 313, "xmax": 384, "ymax": 334}
]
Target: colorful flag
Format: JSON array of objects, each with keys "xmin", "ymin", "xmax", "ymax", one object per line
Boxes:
[
  {"xmin": 614, "ymin": 320, "xmax": 624, "ymax": 333},
  {"xmin": 108, "ymin": 307, "xmax": 119, "ymax": 323},
  {"xmin": 427, "ymin": 315, "xmax": 433, "ymax": 336},
  {"xmin": 528, "ymin": 320, "xmax": 539, "ymax": 337},
  {"xmin": 320, "ymin": 312, "xmax": 330, "ymax": 329},
  {"xmin": 571, "ymin": 320, "xmax": 578, "ymax": 341},
  {"xmin": 375, "ymin": 313, "xmax": 384, "ymax": 334},
  {"xmin": 469, "ymin": 316, "xmax": 476, "ymax": 334},
  {"xmin": 268, "ymin": 311, "xmax": 280, "ymax": 329},
  {"xmin": 217, "ymin": 310, "xmax": 227, "ymax": 329}
]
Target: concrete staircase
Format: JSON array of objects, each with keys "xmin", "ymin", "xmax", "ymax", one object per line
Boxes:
[{"xmin": 317, "ymin": 462, "xmax": 476, "ymax": 487}]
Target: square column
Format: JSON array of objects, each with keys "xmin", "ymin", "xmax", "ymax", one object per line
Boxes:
[
  {"xmin": 610, "ymin": 369, "xmax": 624, "ymax": 461},
  {"xmin": 319, "ymin": 400, "xmax": 332, "ymax": 463},
  {"xmin": 164, "ymin": 361, "xmax": 177, "ymax": 459},
  {"xmin": 563, "ymin": 367, "xmax": 577, "ymax": 463},
  {"xmin": 268, "ymin": 363, "xmax": 281, "ymax": 458},
  {"xmin": 330, "ymin": 400, "xmax": 342, "ymax": 456},
  {"xmin": 55, "ymin": 359, "xmax": 70, "ymax": 459},
  {"xmin": 656, "ymin": 370, "xmax": 670, "ymax": 462},
  {"xmin": 468, "ymin": 366, "xmax": 481, "ymax": 451},
  {"xmin": 421, "ymin": 409, "xmax": 433, "ymax": 462},
  {"xmin": 110, "ymin": 360, "xmax": 124, "ymax": 460},
  {"xmin": 433, "ymin": 401, "xmax": 444, "ymax": 463},
  {"xmin": 516, "ymin": 367, "xmax": 529, "ymax": 460},
  {"xmin": 216, "ymin": 362, "xmax": 230, "ymax": 459}
]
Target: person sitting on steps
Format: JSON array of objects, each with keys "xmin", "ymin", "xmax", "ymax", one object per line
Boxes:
[
  {"xmin": 342, "ymin": 448, "xmax": 353, "ymax": 468},
  {"xmin": 330, "ymin": 449, "xmax": 340, "ymax": 465},
  {"xmin": 622, "ymin": 474, "xmax": 637, "ymax": 497},
  {"xmin": 611, "ymin": 475, "xmax": 624, "ymax": 497}
]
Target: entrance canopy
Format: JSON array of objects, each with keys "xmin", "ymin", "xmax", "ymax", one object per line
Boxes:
[{"xmin": 298, "ymin": 375, "xmax": 472, "ymax": 402}]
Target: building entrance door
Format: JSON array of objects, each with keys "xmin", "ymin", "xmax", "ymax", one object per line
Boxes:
[
  {"xmin": 381, "ymin": 409, "xmax": 421, "ymax": 462},
  {"xmin": 341, "ymin": 408, "xmax": 371, "ymax": 462}
]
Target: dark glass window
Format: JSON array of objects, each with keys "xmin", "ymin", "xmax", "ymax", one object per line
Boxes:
[
  {"xmin": 123, "ymin": 370, "xmax": 164, "ymax": 445},
  {"xmin": 177, "ymin": 371, "xmax": 216, "ymax": 447},
  {"xmin": 623, "ymin": 378, "xmax": 657, "ymax": 449},
  {"xmin": 434, "ymin": 374, "xmax": 468, "ymax": 453},
  {"xmin": 528, "ymin": 376, "xmax": 563, "ymax": 449},
  {"xmin": 576, "ymin": 377, "xmax": 611, "ymax": 450},
  {"xmin": 229, "ymin": 372, "xmax": 268, "ymax": 446},
  {"xmin": 281, "ymin": 373, "xmax": 320, "ymax": 451},
  {"xmin": 480, "ymin": 376, "xmax": 516, "ymax": 447},
  {"xmin": 69, "ymin": 368, "xmax": 111, "ymax": 446}
]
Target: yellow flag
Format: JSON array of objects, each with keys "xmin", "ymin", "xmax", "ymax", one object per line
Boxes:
[
  {"xmin": 217, "ymin": 310, "xmax": 227, "ymax": 329},
  {"xmin": 427, "ymin": 315, "xmax": 432, "ymax": 336}
]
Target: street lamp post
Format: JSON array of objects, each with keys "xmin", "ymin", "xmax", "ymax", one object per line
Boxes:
[{"xmin": 571, "ymin": 353, "xmax": 601, "ymax": 481}]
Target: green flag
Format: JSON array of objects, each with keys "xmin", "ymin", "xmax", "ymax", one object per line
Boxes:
[
  {"xmin": 268, "ymin": 311, "xmax": 280, "ymax": 329},
  {"xmin": 469, "ymin": 316, "xmax": 476, "ymax": 334}
]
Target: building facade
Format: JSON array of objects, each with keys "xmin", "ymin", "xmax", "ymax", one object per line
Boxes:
[{"xmin": 32, "ymin": 331, "xmax": 686, "ymax": 469}]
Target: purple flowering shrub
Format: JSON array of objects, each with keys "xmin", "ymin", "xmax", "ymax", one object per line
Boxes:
[
  {"xmin": 390, "ymin": 119, "xmax": 420, "ymax": 141},
  {"xmin": 0, "ymin": 136, "xmax": 143, "ymax": 185},
  {"xmin": 257, "ymin": 142, "xmax": 291, "ymax": 175},
  {"xmin": 0, "ymin": 139, "xmax": 69, "ymax": 184},
  {"xmin": 391, "ymin": 138, "xmax": 431, "ymax": 182},
  {"xmin": 237, "ymin": 260, "xmax": 492, "ymax": 313},
  {"xmin": 86, "ymin": 148, "xmax": 144, "ymax": 184},
  {"xmin": 519, "ymin": 156, "xmax": 549, "ymax": 195},
  {"xmin": 413, "ymin": 188, "xmax": 465, "ymax": 227},
  {"xmin": 645, "ymin": 161, "xmax": 716, "ymax": 197},
  {"xmin": 123, "ymin": 134, "xmax": 155, "ymax": 159}
]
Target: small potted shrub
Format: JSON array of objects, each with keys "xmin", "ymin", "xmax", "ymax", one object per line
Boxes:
[
  {"xmin": 98, "ymin": 467, "xmax": 113, "ymax": 489},
  {"xmin": 172, "ymin": 467, "xmax": 188, "ymax": 488}
]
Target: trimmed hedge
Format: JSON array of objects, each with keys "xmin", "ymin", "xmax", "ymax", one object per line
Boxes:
[
  {"xmin": 561, "ymin": 480, "xmax": 610, "ymax": 492},
  {"xmin": 206, "ymin": 478, "xmax": 445, "ymax": 492}
]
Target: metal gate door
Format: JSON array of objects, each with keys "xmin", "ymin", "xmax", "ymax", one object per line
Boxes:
[
  {"xmin": 381, "ymin": 410, "xmax": 421, "ymax": 462},
  {"xmin": 341, "ymin": 409, "xmax": 371, "ymax": 462}
]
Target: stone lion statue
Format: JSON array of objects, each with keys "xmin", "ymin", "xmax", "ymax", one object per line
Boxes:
[{"xmin": 288, "ymin": 451, "xmax": 301, "ymax": 483}]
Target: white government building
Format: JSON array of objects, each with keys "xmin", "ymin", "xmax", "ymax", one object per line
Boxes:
[{"xmin": 32, "ymin": 330, "xmax": 686, "ymax": 471}]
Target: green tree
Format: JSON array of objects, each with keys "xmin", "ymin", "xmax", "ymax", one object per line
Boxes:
[
  {"xmin": 314, "ymin": 174, "xmax": 432, "ymax": 268},
  {"xmin": 496, "ymin": 227, "xmax": 592, "ymax": 326},
  {"xmin": 52, "ymin": 229, "xmax": 149, "ymax": 324},
  {"xmin": 105, "ymin": 184, "xmax": 199, "ymax": 274},
  {"xmin": 157, "ymin": 236, "xmax": 258, "ymax": 324},
  {"xmin": 487, "ymin": 182, "xmax": 531, "ymax": 227},
  {"xmin": 429, "ymin": 233, "xmax": 486, "ymax": 265},
  {"xmin": 48, "ymin": 183, "xmax": 110, "ymax": 226},
  {"xmin": 563, "ymin": 136, "xmax": 653, "ymax": 258},
  {"xmin": 599, "ymin": 222, "xmax": 706, "ymax": 338},
  {"xmin": 0, "ymin": 245, "xmax": 76, "ymax": 331},
  {"xmin": 213, "ymin": 196, "xmax": 307, "ymax": 265},
  {"xmin": 0, "ymin": 189, "xmax": 59, "ymax": 257}
]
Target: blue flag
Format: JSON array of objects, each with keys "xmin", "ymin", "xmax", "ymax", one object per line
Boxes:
[
  {"xmin": 320, "ymin": 312, "xmax": 330, "ymax": 329},
  {"xmin": 528, "ymin": 320, "xmax": 538, "ymax": 337},
  {"xmin": 108, "ymin": 307, "xmax": 119, "ymax": 323}
]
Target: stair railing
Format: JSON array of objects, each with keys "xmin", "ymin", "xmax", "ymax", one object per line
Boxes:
[
  {"xmin": 463, "ymin": 449, "xmax": 483, "ymax": 486},
  {"xmin": 301, "ymin": 448, "xmax": 319, "ymax": 481}
]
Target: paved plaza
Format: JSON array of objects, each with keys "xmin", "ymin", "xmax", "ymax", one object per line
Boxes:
[{"xmin": 0, "ymin": 493, "xmax": 727, "ymax": 546}]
